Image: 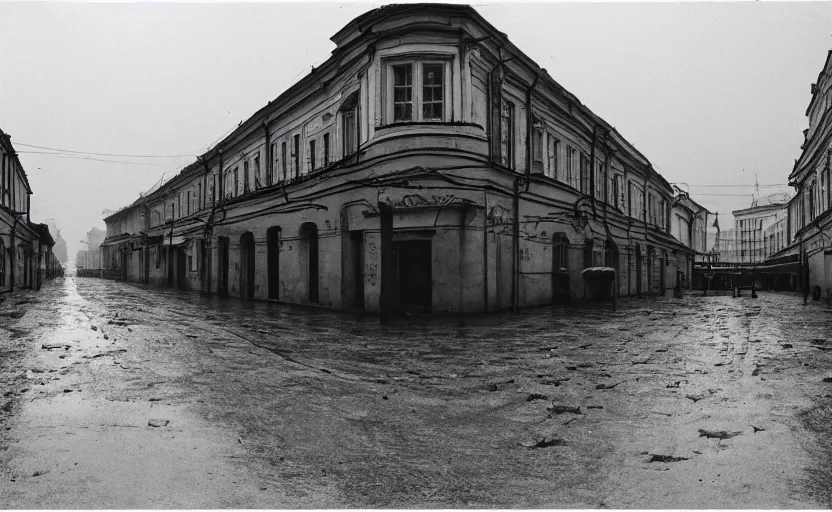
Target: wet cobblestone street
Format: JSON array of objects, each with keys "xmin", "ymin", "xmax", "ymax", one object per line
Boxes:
[{"xmin": 2, "ymin": 276, "xmax": 832, "ymax": 507}]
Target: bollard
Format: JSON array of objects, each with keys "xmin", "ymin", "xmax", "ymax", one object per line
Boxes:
[
  {"xmin": 732, "ymin": 287, "xmax": 737, "ymax": 298},
  {"xmin": 751, "ymin": 283, "xmax": 757, "ymax": 299}
]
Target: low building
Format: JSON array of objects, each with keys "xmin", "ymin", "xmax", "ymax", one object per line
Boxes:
[
  {"xmin": 76, "ymin": 226, "xmax": 106, "ymax": 276},
  {"xmin": 732, "ymin": 200, "xmax": 789, "ymax": 264},
  {"xmin": 101, "ymin": 3, "xmax": 694, "ymax": 315},
  {"xmin": 0, "ymin": 127, "xmax": 62, "ymax": 293}
]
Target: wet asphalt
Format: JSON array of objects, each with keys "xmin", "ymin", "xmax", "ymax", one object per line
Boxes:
[{"xmin": 1, "ymin": 276, "xmax": 832, "ymax": 507}]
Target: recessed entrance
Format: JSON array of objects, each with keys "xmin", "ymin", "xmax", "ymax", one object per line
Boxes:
[
  {"xmin": 240, "ymin": 232, "xmax": 255, "ymax": 299},
  {"xmin": 218, "ymin": 237, "xmax": 230, "ymax": 298},
  {"xmin": 394, "ymin": 239, "xmax": 432, "ymax": 311},
  {"xmin": 300, "ymin": 223, "xmax": 319, "ymax": 304},
  {"xmin": 267, "ymin": 227, "xmax": 281, "ymax": 300}
]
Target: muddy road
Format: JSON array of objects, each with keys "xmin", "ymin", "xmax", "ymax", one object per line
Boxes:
[{"xmin": 1, "ymin": 276, "xmax": 832, "ymax": 507}]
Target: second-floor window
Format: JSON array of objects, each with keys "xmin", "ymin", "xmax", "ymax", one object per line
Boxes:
[
  {"xmin": 309, "ymin": 139, "xmax": 317, "ymax": 172},
  {"xmin": 281, "ymin": 141, "xmax": 287, "ymax": 182},
  {"xmin": 548, "ymin": 135, "xmax": 559, "ymax": 180},
  {"xmin": 500, "ymin": 100, "xmax": 514, "ymax": 169},
  {"xmin": 243, "ymin": 160, "xmax": 250, "ymax": 194},
  {"xmin": 254, "ymin": 155, "xmax": 260, "ymax": 189},
  {"xmin": 387, "ymin": 61, "xmax": 447, "ymax": 123},
  {"xmin": 580, "ymin": 154, "xmax": 590, "ymax": 194},
  {"xmin": 323, "ymin": 133, "xmax": 330, "ymax": 167},
  {"xmin": 293, "ymin": 135, "xmax": 300, "ymax": 178},
  {"xmin": 234, "ymin": 166, "xmax": 239, "ymax": 197}
]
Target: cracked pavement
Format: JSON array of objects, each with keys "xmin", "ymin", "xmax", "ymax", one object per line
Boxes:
[{"xmin": 1, "ymin": 276, "xmax": 832, "ymax": 507}]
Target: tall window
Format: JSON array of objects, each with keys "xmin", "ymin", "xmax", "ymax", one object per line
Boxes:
[
  {"xmin": 186, "ymin": 190, "xmax": 191, "ymax": 216},
  {"xmin": 532, "ymin": 128, "xmax": 544, "ymax": 174},
  {"xmin": 323, "ymin": 133, "xmax": 330, "ymax": 167},
  {"xmin": 393, "ymin": 64, "xmax": 413, "ymax": 121},
  {"xmin": 548, "ymin": 135, "xmax": 559, "ymax": 180},
  {"xmin": 566, "ymin": 146, "xmax": 574, "ymax": 187},
  {"xmin": 309, "ymin": 140, "xmax": 317, "ymax": 172},
  {"xmin": 343, "ymin": 112, "xmax": 356, "ymax": 156},
  {"xmin": 500, "ymin": 100, "xmax": 515, "ymax": 169},
  {"xmin": 197, "ymin": 183, "xmax": 202, "ymax": 211},
  {"xmin": 281, "ymin": 141, "xmax": 287, "ymax": 182},
  {"xmin": 613, "ymin": 175, "xmax": 621, "ymax": 209},
  {"xmin": 234, "ymin": 166, "xmax": 239, "ymax": 197},
  {"xmin": 422, "ymin": 64, "xmax": 443, "ymax": 121},
  {"xmin": 270, "ymin": 142, "xmax": 277, "ymax": 185},
  {"xmin": 580, "ymin": 154, "xmax": 590, "ymax": 194},
  {"xmin": 595, "ymin": 161, "xmax": 604, "ymax": 200},
  {"xmin": 553, "ymin": 234, "xmax": 569, "ymax": 271},
  {"xmin": 254, "ymin": 155, "xmax": 260, "ymax": 189},
  {"xmin": 293, "ymin": 135, "xmax": 300, "ymax": 178},
  {"xmin": 243, "ymin": 160, "xmax": 250, "ymax": 194}
]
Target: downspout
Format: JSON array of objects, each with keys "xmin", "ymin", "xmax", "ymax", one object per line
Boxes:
[
  {"xmin": 512, "ymin": 176, "xmax": 520, "ymax": 312},
  {"xmin": 200, "ymin": 155, "xmax": 212, "ymax": 292},
  {"xmin": 589, "ymin": 124, "xmax": 598, "ymax": 213},
  {"xmin": 483, "ymin": 190, "xmax": 489, "ymax": 312}
]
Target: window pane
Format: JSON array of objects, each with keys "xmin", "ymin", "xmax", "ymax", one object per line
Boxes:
[
  {"xmin": 394, "ymin": 64, "xmax": 412, "ymax": 86},
  {"xmin": 422, "ymin": 64, "xmax": 443, "ymax": 121},
  {"xmin": 392, "ymin": 64, "xmax": 413, "ymax": 122}
]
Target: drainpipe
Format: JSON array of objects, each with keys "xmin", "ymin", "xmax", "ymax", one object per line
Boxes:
[{"xmin": 512, "ymin": 176, "xmax": 520, "ymax": 312}]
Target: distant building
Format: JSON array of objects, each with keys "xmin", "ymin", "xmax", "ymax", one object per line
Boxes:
[
  {"xmin": 76, "ymin": 226, "xmax": 106, "ymax": 273},
  {"xmin": 44, "ymin": 219, "xmax": 68, "ymax": 264},
  {"xmin": 732, "ymin": 201, "xmax": 789, "ymax": 263},
  {"xmin": 0, "ymin": 127, "xmax": 63, "ymax": 292}
]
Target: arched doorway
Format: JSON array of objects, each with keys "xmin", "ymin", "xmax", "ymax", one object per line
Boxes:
[
  {"xmin": 300, "ymin": 223, "xmax": 319, "ymax": 304},
  {"xmin": 239, "ymin": 232, "xmax": 255, "ymax": 299},
  {"xmin": 218, "ymin": 237, "xmax": 230, "ymax": 298},
  {"xmin": 267, "ymin": 227, "xmax": 281, "ymax": 300},
  {"xmin": 635, "ymin": 243, "xmax": 642, "ymax": 297}
]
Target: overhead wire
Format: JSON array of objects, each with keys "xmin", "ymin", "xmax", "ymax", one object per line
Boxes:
[{"xmin": 14, "ymin": 142, "xmax": 194, "ymax": 159}]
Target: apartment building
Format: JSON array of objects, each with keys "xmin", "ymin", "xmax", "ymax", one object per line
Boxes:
[
  {"xmin": 101, "ymin": 3, "xmax": 694, "ymax": 314},
  {"xmin": 787, "ymin": 49, "xmax": 832, "ymax": 297}
]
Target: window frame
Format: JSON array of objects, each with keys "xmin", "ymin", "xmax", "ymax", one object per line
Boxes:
[{"xmin": 383, "ymin": 58, "xmax": 452, "ymax": 125}]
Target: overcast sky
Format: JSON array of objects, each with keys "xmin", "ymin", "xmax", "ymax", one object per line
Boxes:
[{"xmin": 2, "ymin": 1, "xmax": 831, "ymax": 258}]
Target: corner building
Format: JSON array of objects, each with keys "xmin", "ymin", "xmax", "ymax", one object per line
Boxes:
[{"xmin": 101, "ymin": 4, "xmax": 692, "ymax": 314}]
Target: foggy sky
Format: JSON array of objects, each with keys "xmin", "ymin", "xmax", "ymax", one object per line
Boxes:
[{"xmin": 2, "ymin": 1, "xmax": 830, "ymax": 258}]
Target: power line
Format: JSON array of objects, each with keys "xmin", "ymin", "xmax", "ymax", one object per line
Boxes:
[
  {"xmin": 14, "ymin": 142, "xmax": 194, "ymax": 159},
  {"xmin": 673, "ymin": 183, "xmax": 790, "ymax": 188},
  {"xmin": 17, "ymin": 151, "xmax": 172, "ymax": 166}
]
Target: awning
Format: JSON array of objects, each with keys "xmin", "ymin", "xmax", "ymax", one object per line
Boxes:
[
  {"xmin": 162, "ymin": 235, "xmax": 187, "ymax": 247},
  {"xmin": 100, "ymin": 237, "xmax": 130, "ymax": 247}
]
